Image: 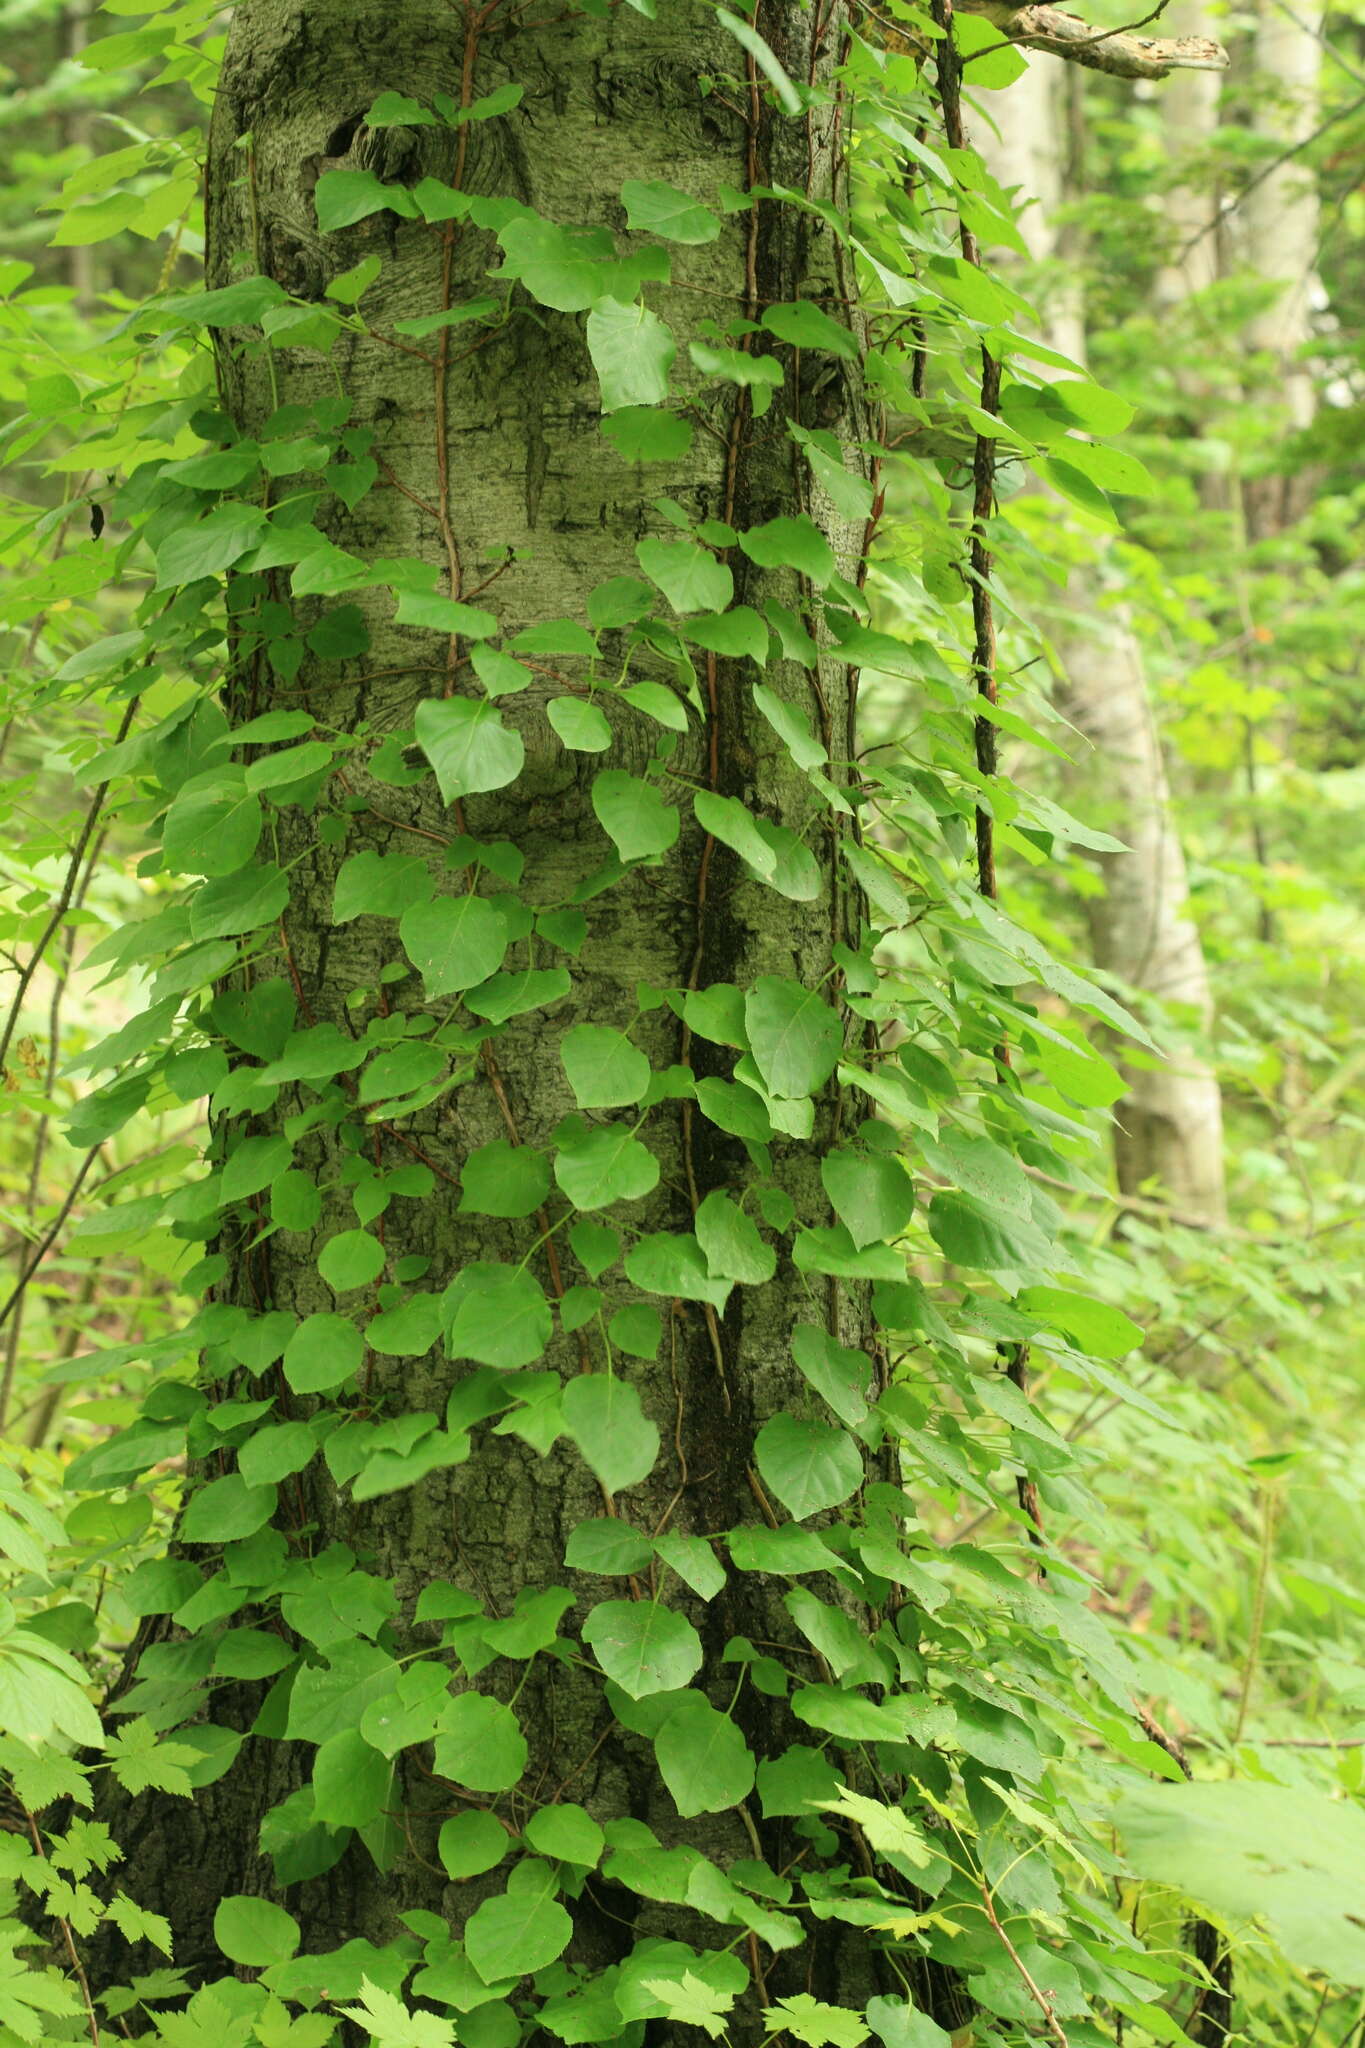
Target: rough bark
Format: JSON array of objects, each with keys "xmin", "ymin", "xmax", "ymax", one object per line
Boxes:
[
  {"xmin": 91, "ymin": 0, "xmax": 893, "ymax": 2030},
  {"xmin": 980, "ymin": 59, "xmax": 1227, "ymax": 1222}
]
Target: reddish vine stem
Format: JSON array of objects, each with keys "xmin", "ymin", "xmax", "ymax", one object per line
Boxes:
[{"xmin": 931, "ymin": 0, "xmax": 1045, "ymax": 1549}]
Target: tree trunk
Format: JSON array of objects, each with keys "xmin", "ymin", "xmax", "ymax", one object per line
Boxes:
[
  {"xmin": 980, "ymin": 58, "xmax": 1227, "ymax": 1222},
  {"xmin": 93, "ymin": 0, "xmax": 909, "ymax": 2035}
]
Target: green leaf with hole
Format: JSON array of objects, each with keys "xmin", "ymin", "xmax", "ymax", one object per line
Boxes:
[{"xmin": 561, "ymin": 1375, "xmax": 660, "ymax": 1494}]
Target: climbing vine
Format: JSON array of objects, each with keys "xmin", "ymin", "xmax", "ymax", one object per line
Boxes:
[{"xmin": 1, "ymin": 1, "xmax": 1359, "ymax": 2046}]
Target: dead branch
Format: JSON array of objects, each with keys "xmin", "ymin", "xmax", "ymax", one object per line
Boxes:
[{"xmin": 958, "ymin": 0, "xmax": 1229, "ymax": 76}]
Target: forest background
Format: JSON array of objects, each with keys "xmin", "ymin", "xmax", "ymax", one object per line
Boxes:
[{"xmin": 0, "ymin": 0, "xmax": 1363, "ymax": 2043}]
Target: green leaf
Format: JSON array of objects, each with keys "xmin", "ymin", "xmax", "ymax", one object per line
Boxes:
[
  {"xmin": 624, "ymin": 1232, "xmax": 732, "ymax": 1309},
  {"xmin": 561, "ymin": 1374, "xmax": 660, "ymax": 1493},
  {"xmin": 318, "ymin": 1230, "xmax": 386, "ymax": 1293},
  {"xmin": 738, "ymin": 514, "xmax": 836, "ymax": 584},
  {"xmin": 602, "ymin": 407, "xmax": 695, "ymax": 463},
  {"xmin": 443, "ymin": 1138, "xmax": 543, "ymax": 1224},
  {"xmin": 654, "ymin": 1692, "xmax": 755, "ymax": 1816},
  {"xmin": 554, "ymin": 1123, "xmax": 660, "ymax": 1210},
  {"xmin": 163, "ymin": 773, "xmax": 263, "ymax": 878},
  {"xmin": 716, "ymin": 6, "xmax": 803, "ymax": 112},
  {"xmin": 315, "ymin": 168, "xmax": 421, "ymax": 229},
  {"xmin": 333, "ymin": 851, "xmax": 433, "ymax": 923},
  {"xmin": 745, "ymin": 977, "xmax": 842, "ymax": 1098},
  {"xmin": 443, "ymin": 1263, "xmax": 553, "ymax": 1368},
  {"xmin": 1117, "ymin": 1780, "xmax": 1365, "ymax": 1986},
  {"xmin": 587, "ymin": 297, "xmax": 677, "ymax": 411},
  {"xmin": 754, "ymin": 1414, "xmax": 862, "ymax": 1520},
  {"xmin": 582, "ymin": 1599, "xmax": 703, "ymax": 1698},
  {"xmin": 155, "ymin": 504, "xmax": 267, "ymax": 588},
  {"xmin": 636, "ymin": 536, "xmax": 733, "ymax": 615},
  {"xmin": 464, "ymin": 1875, "xmax": 574, "ymax": 1984},
  {"xmin": 399, "ymin": 895, "xmax": 508, "ymax": 995},
  {"xmin": 683, "ymin": 606, "xmax": 770, "ymax": 664},
  {"xmin": 438, "ymin": 1809, "xmax": 510, "ymax": 1878},
  {"xmin": 414, "ymin": 697, "xmax": 524, "ymax": 802},
  {"xmin": 763, "ymin": 1994, "xmax": 869, "ymax": 2048},
  {"xmin": 791, "ymin": 1325, "xmax": 872, "ymax": 1427},
  {"xmin": 820, "ymin": 1148, "xmax": 915, "ymax": 1250},
  {"xmin": 180, "ymin": 1473, "xmax": 277, "ymax": 1544},
  {"xmin": 213, "ymin": 1895, "xmax": 300, "ymax": 1968},
  {"xmin": 621, "ymin": 179, "xmax": 721, "ymax": 244},
  {"xmin": 692, "ymin": 790, "xmax": 777, "ymax": 878},
  {"xmin": 548, "ymin": 697, "xmax": 613, "ymax": 752},
  {"xmin": 592, "ymin": 771, "xmax": 679, "ymax": 862},
  {"xmin": 283, "ymin": 1312, "xmax": 364, "ymax": 1394},
  {"xmin": 312, "ymin": 1729, "xmax": 391, "ymax": 1827},
  {"xmin": 525, "ymin": 1802, "xmax": 605, "ymax": 1866},
  {"xmin": 338, "ymin": 1980, "xmax": 455, "ymax": 2048},
  {"xmin": 562, "ymin": 1024, "xmax": 651, "ymax": 1108},
  {"xmin": 433, "ymin": 1692, "xmax": 528, "ymax": 1791},
  {"xmin": 467, "ymin": 967, "xmax": 573, "ymax": 1023},
  {"xmin": 395, "ymin": 589, "xmax": 499, "ymax": 636},
  {"xmin": 695, "ymin": 1191, "xmax": 775, "ymax": 1283},
  {"xmin": 1017, "ymin": 1286, "xmax": 1143, "ymax": 1359},
  {"xmin": 763, "ymin": 300, "xmax": 859, "ymax": 360},
  {"xmin": 866, "ymin": 1998, "xmax": 952, "ymax": 2048},
  {"xmin": 238, "ymin": 1422, "xmax": 318, "ymax": 1488},
  {"xmin": 188, "ymin": 864, "xmax": 290, "ymax": 941},
  {"xmin": 609, "ymin": 1304, "xmax": 663, "ymax": 1360},
  {"xmin": 565, "ymin": 1517, "xmax": 653, "ymax": 1574}
]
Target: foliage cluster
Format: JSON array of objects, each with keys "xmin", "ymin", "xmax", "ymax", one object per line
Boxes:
[{"xmin": 0, "ymin": 0, "xmax": 1362, "ymax": 2046}]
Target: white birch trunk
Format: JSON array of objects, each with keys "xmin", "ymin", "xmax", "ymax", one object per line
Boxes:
[{"xmin": 981, "ymin": 59, "xmax": 1228, "ymax": 1222}]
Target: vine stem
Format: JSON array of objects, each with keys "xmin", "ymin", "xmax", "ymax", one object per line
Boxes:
[
  {"xmin": 931, "ymin": 0, "xmax": 1045, "ymax": 1549},
  {"xmin": 1232, "ymin": 1483, "xmax": 1278, "ymax": 1743}
]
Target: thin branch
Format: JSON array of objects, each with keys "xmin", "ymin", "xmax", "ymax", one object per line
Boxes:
[{"xmin": 956, "ymin": 0, "xmax": 1228, "ymax": 76}]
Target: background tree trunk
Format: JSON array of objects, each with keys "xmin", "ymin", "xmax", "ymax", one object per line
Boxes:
[{"xmin": 981, "ymin": 58, "xmax": 1227, "ymax": 1222}]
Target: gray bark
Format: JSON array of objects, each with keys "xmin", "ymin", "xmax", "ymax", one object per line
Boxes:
[{"xmin": 94, "ymin": 0, "xmax": 915, "ymax": 2034}]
